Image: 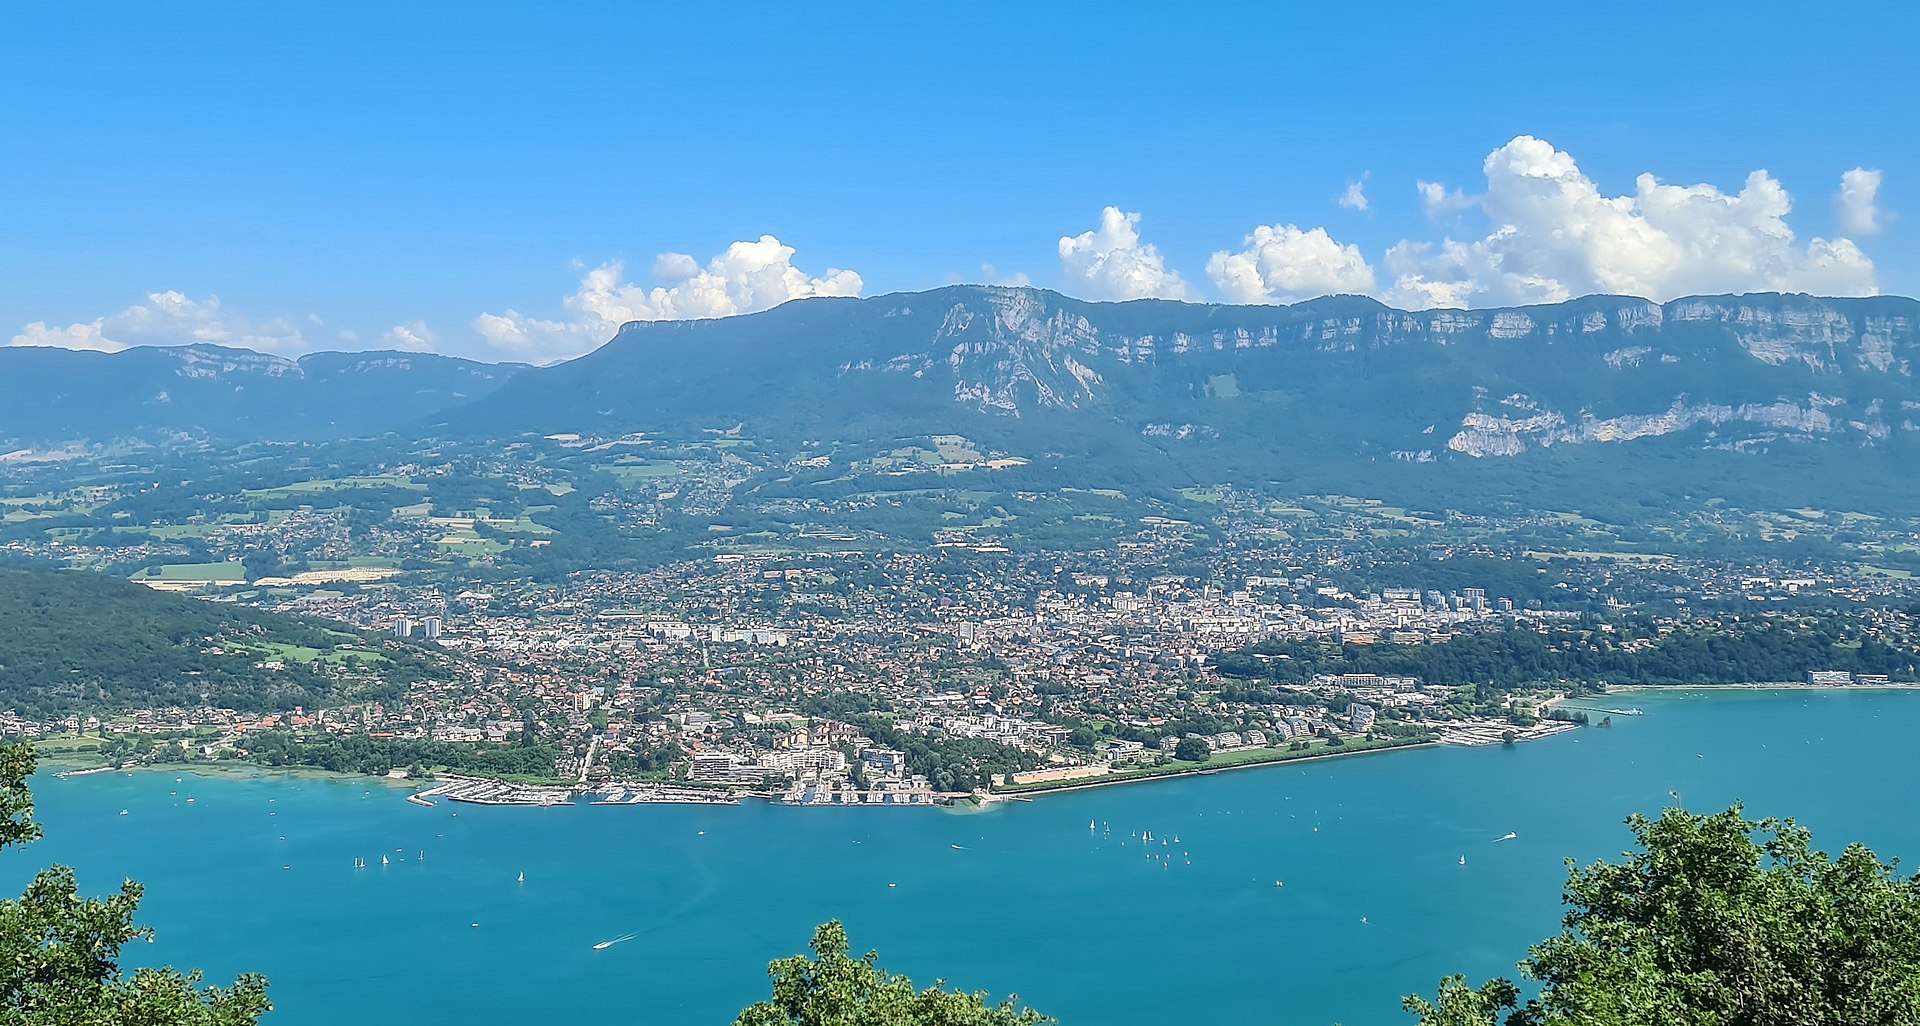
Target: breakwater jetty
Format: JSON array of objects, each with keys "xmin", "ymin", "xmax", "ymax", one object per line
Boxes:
[
  {"xmin": 590, "ymin": 783, "xmax": 742, "ymax": 805},
  {"xmin": 409, "ymin": 776, "xmax": 574, "ymax": 807}
]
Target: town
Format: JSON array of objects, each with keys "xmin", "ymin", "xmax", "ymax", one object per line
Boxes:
[{"xmin": 6, "ymin": 435, "xmax": 1918, "ymax": 805}]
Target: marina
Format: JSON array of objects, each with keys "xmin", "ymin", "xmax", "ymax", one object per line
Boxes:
[
  {"xmin": 410, "ymin": 776, "xmax": 574, "ymax": 807},
  {"xmin": 590, "ymin": 784, "xmax": 742, "ymax": 806}
]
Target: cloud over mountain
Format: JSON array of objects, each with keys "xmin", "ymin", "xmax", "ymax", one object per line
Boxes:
[
  {"xmin": 1058, "ymin": 207, "xmax": 1192, "ymax": 301},
  {"xmin": 7, "ymin": 139, "xmax": 1893, "ymax": 360},
  {"xmin": 1380, "ymin": 136, "xmax": 1879, "ymax": 308},
  {"xmin": 474, "ymin": 236, "xmax": 863, "ymax": 362},
  {"xmin": 9, "ymin": 291, "xmax": 319, "ymax": 355},
  {"xmin": 1206, "ymin": 225, "xmax": 1378, "ymax": 305},
  {"xmin": 1060, "ymin": 138, "xmax": 1881, "ymax": 315}
]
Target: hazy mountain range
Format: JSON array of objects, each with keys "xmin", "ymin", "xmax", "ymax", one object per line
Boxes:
[
  {"xmin": 0, "ymin": 345, "xmax": 521, "ymax": 446},
  {"xmin": 6, "ymin": 287, "xmax": 1916, "ymax": 505}
]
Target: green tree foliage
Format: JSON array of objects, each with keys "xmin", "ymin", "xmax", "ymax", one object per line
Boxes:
[
  {"xmin": 1406, "ymin": 805, "xmax": 1920, "ymax": 1026},
  {"xmin": 733, "ymin": 921, "xmax": 1052, "ymax": 1026},
  {"xmin": 0, "ymin": 566, "xmax": 440, "ymax": 717},
  {"xmin": 239, "ymin": 730, "xmax": 559, "ymax": 778},
  {"xmin": 1173, "ymin": 736, "xmax": 1210, "ymax": 762},
  {"xmin": 806, "ymin": 709, "xmax": 1037, "ymax": 793},
  {"xmin": 0, "ymin": 743, "xmax": 269, "ymax": 1024},
  {"xmin": 1218, "ymin": 616, "xmax": 1920, "ymax": 692}
]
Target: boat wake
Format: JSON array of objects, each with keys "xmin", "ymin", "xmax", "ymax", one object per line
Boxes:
[
  {"xmin": 592, "ymin": 933, "xmax": 638, "ymax": 951},
  {"xmin": 1493, "ymin": 831, "xmax": 1518, "ymax": 842}
]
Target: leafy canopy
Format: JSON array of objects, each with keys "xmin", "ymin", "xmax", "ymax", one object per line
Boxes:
[
  {"xmin": 1406, "ymin": 804, "xmax": 1920, "ymax": 1026},
  {"xmin": 0, "ymin": 742, "xmax": 270, "ymax": 1025},
  {"xmin": 734, "ymin": 920, "xmax": 1053, "ymax": 1026}
]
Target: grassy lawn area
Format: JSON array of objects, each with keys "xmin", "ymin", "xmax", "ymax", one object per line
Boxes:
[
  {"xmin": 32, "ymin": 735, "xmax": 108, "ymax": 754},
  {"xmin": 435, "ymin": 535, "xmax": 512, "ymax": 557},
  {"xmin": 599, "ymin": 462, "xmax": 680, "ymax": 484},
  {"xmin": 131, "ymin": 562, "xmax": 248, "ymax": 583},
  {"xmin": 144, "ymin": 523, "xmax": 222, "ymax": 539},
  {"xmin": 243, "ymin": 475, "xmax": 423, "ymax": 499},
  {"xmin": 247, "ymin": 641, "xmax": 390, "ymax": 665},
  {"xmin": 997, "ymin": 736, "xmax": 1432, "ymax": 795}
]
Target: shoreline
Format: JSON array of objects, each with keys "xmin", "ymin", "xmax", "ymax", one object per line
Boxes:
[
  {"xmin": 35, "ymin": 758, "xmax": 423, "ymax": 789},
  {"xmin": 49, "ymin": 680, "xmax": 1914, "ymax": 803},
  {"xmin": 990, "ymin": 739, "xmax": 1443, "ymax": 800}
]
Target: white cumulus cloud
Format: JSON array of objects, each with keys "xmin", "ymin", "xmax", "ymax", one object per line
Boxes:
[
  {"xmin": 977, "ymin": 264, "xmax": 1032, "ymax": 287},
  {"xmin": 1381, "ymin": 135, "xmax": 1879, "ymax": 309},
  {"xmin": 1417, "ymin": 180, "xmax": 1477, "ymax": 219},
  {"xmin": 1338, "ymin": 173, "xmax": 1370, "ymax": 212},
  {"xmin": 474, "ymin": 235, "xmax": 862, "ymax": 362},
  {"xmin": 1836, "ymin": 167, "xmax": 1889, "ymax": 236},
  {"xmin": 383, "ymin": 321, "xmax": 438, "ymax": 350},
  {"xmin": 1058, "ymin": 207, "xmax": 1192, "ymax": 301},
  {"xmin": 1206, "ymin": 224, "xmax": 1377, "ymax": 304},
  {"xmin": 9, "ymin": 291, "xmax": 316, "ymax": 355}
]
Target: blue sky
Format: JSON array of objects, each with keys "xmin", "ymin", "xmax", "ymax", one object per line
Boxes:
[{"xmin": 2, "ymin": 1, "xmax": 1913, "ymax": 362}]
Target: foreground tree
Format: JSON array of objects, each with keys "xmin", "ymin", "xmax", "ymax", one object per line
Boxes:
[
  {"xmin": 733, "ymin": 920, "xmax": 1053, "ymax": 1026},
  {"xmin": 1406, "ymin": 804, "xmax": 1920, "ymax": 1026},
  {"xmin": 0, "ymin": 742, "xmax": 270, "ymax": 1024}
]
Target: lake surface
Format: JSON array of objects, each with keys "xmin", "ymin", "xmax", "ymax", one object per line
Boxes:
[{"xmin": 9, "ymin": 688, "xmax": 1916, "ymax": 1026}]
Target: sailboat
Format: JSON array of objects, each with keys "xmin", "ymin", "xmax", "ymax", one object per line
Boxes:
[
  {"xmin": 1459, "ymin": 856, "xmax": 1467, "ymax": 866},
  {"xmin": 517, "ymin": 871, "xmax": 525, "ymax": 883},
  {"xmin": 381, "ymin": 854, "xmax": 390, "ymax": 865}
]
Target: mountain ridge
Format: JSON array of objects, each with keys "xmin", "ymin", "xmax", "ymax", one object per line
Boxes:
[
  {"xmin": 5, "ymin": 288, "xmax": 1918, "ymax": 508},
  {"xmin": 0, "ymin": 343, "xmax": 525, "ymax": 447},
  {"xmin": 471, "ymin": 285, "xmax": 1918, "ymax": 442}
]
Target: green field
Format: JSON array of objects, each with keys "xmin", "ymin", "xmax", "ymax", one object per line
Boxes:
[
  {"xmin": 997, "ymin": 736, "xmax": 1431, "ymax": 794},
  {"xmin": 31, "ymin": 735, "xmax": 108, "ymax": 755},
  {"xmin": 131, "ymin": 562, "xmax": 248, "ymax": 583},
  {"xmin": 600, "ymin": 462, "xmax": 680, "ymax": 484},
  {"xmin": 242, "ymin": 475, "xmax": 422, "ymax": 498},
  {"xmin": 247, "ymin": 641, "xmax": 389, "ymax": 665},
  {"xmin": 142, "ymin": 523, "xmax": 222, "ymax": 539}
]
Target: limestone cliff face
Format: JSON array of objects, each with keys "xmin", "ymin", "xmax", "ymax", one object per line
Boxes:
[
  {"xmin": 818, "ymin": 287, "xmax": 1917, "ymax": 456},
  {"xmin": 454, "ymin": 284, "xmax": 1920, "ymax": 490}
]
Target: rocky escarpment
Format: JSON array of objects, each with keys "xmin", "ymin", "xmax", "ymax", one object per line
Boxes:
[
  {"xmin": 821, "ymin": 287, "xmax": 1918, "ymax": 455},
  {"xmin": 449, "ymin": 285, "xmax": 1920, "ymax": 487}
]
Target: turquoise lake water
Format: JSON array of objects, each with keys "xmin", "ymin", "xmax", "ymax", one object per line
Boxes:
[{"xmin": 8, "ymin": 688, "xmax": 1917, "ymax": 1026}]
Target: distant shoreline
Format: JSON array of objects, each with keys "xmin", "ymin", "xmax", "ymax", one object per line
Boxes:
[
  {"xmin": 988, "ymin": 739, "xmax": 1443, "ymax": 800},
  {"xmin": 35, "ymin": 757, "xmax": 421, "ymax": 789},
  {"xmin": 36, "ymin": 684, "xmax": 1919, "ymax": 804}
]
